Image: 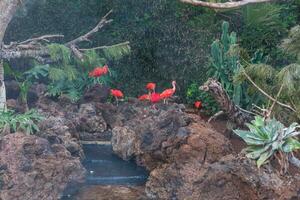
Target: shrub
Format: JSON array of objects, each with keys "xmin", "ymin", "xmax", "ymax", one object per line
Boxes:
[
  {"xmin": 234, "ymin": 116, "xmax": 300, "ymax": 171},
  {"xmin": 0, "ymin": 109, "xmax": 44, "ymax": 135},
  {"xmin": 186, "ymin": 83, "xmax": 219, "ymax": 115}
]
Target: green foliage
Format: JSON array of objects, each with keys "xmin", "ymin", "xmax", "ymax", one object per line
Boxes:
[
  {"xmin": 43, "ymin": 42, "xmax": 127, "ymax": 102},
  {"xmin": 209, "ymin": 21, "xmax": 247, "ymax": 107},
  {"xmin": 281, "ymin": 25, "xmax": 300, "ymax": 61},
  {"xmin": 0, "ymin": 109, "xmax": 44, "ymax": 135},
  {"xmin": 186, "ymin": 83, "xmax": 219, "ymax": 115},
  {"xmin": 23, "ymin": 64, "xmax": 50, "ymax": 80},
  {"xmin": 240, "ymin": 3, "xmax": 299, "ymax": 66},
  {"xmin": 102, "ymin": 43, "xmax": 131, "ymax": 60},
  {"xmin": 234, "ymin": 116, "xmax": 300, "ymax": 168}
]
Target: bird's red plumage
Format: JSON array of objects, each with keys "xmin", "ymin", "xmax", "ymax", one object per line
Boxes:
[
  {"xmin": 110, "ymin": 89, "xmax": 124, "ymax": 98},
  {"xmin": 138, "ymin": 94, "xmax": 149, "ymax": 101},
  {"xmin": 89, "ymin": 65, "xmax": 109, "ymax": 77},
  {"xmin": 194, "ymin": 101, "xmax": 202, "ymax": 109},
  {"xmin": 146, "ymin": 83, "xmax": 156, "ymax": 91},
  {"xmin": 160, "ymin": 89, "xmax": 175, "ymax": 99},
  {"xmin": 150, "ymin": 93, "xmax": 161, "ymax": 103}
]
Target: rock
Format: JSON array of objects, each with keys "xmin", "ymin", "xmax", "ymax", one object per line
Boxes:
[
  {"xmin": 6, "ymin": 99, "xmax": 17, "ymax": 110},
  {"xmin": 111, "ymin": 102, "xmax": 192, "ymax": 170},
  {"xmin": 0, "ymin": 133, "xmax": 85, "ymax": 200},
  {"xmin": 38, "ymin": 116, "xmax": 84, "ymax": 159},
  {"xmin": 146, "ymin": 155, "xmax": 300, "ymax": 200},
  {"xmin": 112, "ymin": 126, "xmax": 138, "ymax": 160},
  {"xmin": 83, "ymin": 84, "xmax": 110, "ymax": 103},
  {"xmin": 73, "ymin": 185, "xmax": 147, "ymax": 200},
  {"xmin": 76, "ymin": 103, "xmax": 108, "ymax": 140}
]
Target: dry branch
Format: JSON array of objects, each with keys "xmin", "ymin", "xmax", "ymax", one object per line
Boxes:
[
  {"xmin": 79, "ymin": 41, "xmax": 130, "ymax": 51},
  {"xmin": 0, "ymin": 10, "xmax": 115, "ymax": 62},
  {"xmin": 66, "ymin": 10, "xmax": 113, "ymax": 47},
  {"xmin": 242, "ymin": 70, "xmax": 296, "ymax": 112},
  {"xmin": 179, "ymin": 0, "xmax": 274, "ymax": 9}
]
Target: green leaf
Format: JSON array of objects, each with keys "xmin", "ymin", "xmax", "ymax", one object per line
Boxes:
[
  {"xmin": 257, "ymin": 150, "xmax": 273, "ymax": 168},
  {"xmin": 282, "ymin": 138, "xmax": 300, "ymax": 153}
]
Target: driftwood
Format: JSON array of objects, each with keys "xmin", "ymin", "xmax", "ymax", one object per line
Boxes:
[
  {"xmin": 200, "ymin": 78, "xmax": 254, "ymax": 127},
  {"xmin": 179, "ymin": 0, "xmax": 274, "ymax": 9}
]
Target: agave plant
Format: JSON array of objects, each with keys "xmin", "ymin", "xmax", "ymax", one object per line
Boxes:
[{"xmin": 234, "ymin": 116, "xmax": 300, "ymax": 170}]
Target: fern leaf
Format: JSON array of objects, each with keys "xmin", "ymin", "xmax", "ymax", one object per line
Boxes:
[{"xmin": 103, "ymin": 42, "xmax": 131, "ymax": 60}]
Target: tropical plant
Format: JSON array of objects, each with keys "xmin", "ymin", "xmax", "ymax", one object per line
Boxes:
[
  {"xmin": 240, "ymin": 2, "xmax": 299, "ymax": 65},
  {"xmin": 234, "ymin": 116, "xmax": 300, "ymax": 172},
  {"xmin": 186, "ymin": 83, "xmax": 219, "ymax": 115},
  {"xmin": 0, "ymin": 109, "xmax": 44, "ymax": 135},
  {"xmin": 208, "ymin": 21, "xmax": 251, "ymax": 107},
  {"xmin": 44, "ymin": 44, "xmax": 128, "ymax": 102}
]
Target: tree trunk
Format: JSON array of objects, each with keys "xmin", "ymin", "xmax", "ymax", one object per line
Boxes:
[
  {"xmin": 0, "ymin": 0, "xmax": 20, "ymax": 110},
  {"xmin": 200, "ymin": 78, "xmax": 254, "ymax": 127}
]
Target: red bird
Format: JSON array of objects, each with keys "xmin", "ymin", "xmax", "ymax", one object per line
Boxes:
[
  {"xmin": 89, "ymin": 65, "xmax": 109, "ymax": 77},
  {"xmin": 194, "ymin": 101, "xmax": 202, "ymax": 109},
  {"xmin": 160, "ymin": 81, "xmax": 176, "ymax": 104},
  {"xmin": 150, "ymin": 92, "xmax": 161, "ymax": 109},
  {"xmin": 110, "ymin": 89, "xmax": 124, "ymax": 105},
  {"xmin": 146, "ymin": 82, "xmax": 156, "ymax": 93},
  {"xmin": 138, "ymin": 94, "xmax": 150, "ymax": 101}
]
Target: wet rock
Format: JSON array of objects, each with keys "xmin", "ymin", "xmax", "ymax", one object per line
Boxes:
[
  {"xmin": 73, "ymin": 185, "xmax": 147, "ymax": 200},
  {"xmin": 112, "ymin": 126, "xmax": 138, "ymax": 160},
  {"xmin": 0, "ymin": 133, "xmax": 85, "ymax": 200}
]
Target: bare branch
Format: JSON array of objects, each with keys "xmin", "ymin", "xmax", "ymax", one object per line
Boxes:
[
  {"xmin": 66, "ymin": 10, "xmax": 113, "ymax": 47},
  {"xmin": 19, "ymin": 34, "xmax": 64, "ymax": 45},
  {"xmin": 242, "ymin": 70, "xmax": 296, "ymax": 112},
  {"xmin": 79, "ymin": 41, "xmax": 130, "ymax": 51},
  {"xmin": 179, "ymin": 0, "xmax": 274, "ymax": 9},
  {"xmin": 0, "ymin": 10, "xmax": 114, "ymax": 61}
]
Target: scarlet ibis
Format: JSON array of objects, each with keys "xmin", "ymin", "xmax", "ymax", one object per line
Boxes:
[
  {"xmin": 194, "ymin": 101, "xmax": 202, "ymax": 109},
  {"xmin": 110, "ymin": 89, "xmax": 124, "ymax": 106},
  {"xmin": 150, "ymin": 92, "xmax": 161, "ymax": 109},
  {"xmin": 146, "ymin": 82, "xmax": 156, "ymax": 95},
  {"xmin": 138, "ymin": 94, "xmax": 150, "ymax": 101},
  {"xmin": 160, "ymin": 81, "xmax": 176, "ymax": 104},
  {"xmin": 89, "ymin": 65, "xmax": 109, "ymax": 77}
]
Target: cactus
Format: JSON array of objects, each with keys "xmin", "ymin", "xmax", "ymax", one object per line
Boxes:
[{"xmin": 209, "ymin": 21, "xmax": 243, "ymax": 106}]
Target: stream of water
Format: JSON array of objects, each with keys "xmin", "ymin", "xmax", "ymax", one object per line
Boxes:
[{"xmin": 60, "ymin": 144, "xmax": 149, "ymax": 199}]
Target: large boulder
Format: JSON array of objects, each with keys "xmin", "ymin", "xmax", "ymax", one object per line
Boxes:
[
  {"xmin": 146, "ymin": 155, "xmax": 300, "ymax": 200},
  {"xmin": 111, "ymin": 102, "xmax": 232, "ymax": 171},
  {"xmin": 111, "ymin": 103, "xmax": 193, "ymax": 170},
  {"xmin": 0, "ymin": 133, "xmax": 85, "ymax": 200}
]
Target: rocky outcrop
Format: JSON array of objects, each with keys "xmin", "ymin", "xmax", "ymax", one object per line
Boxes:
[
  {"xmin": 82, "ymin": 84, "xmax": 110, "ymax": 103},
  {"xmin": 111, "ymin": 102, "xmax": 231, "ymax": 169},
  {"xmin": 0, "ymin": 133, "xmax": 85, "ymax": 200},
  {"xmin": 110, "ymin": 102, "xmax": 300, "ymax": 200},
  {"xmin": 75, "ymin": 103, "xmax": 110, "ymax": 141},
  {"xmin": 146, "ymin": 155, "xmax": 300, "ymax": 200},
  {"xmin": 38, "ymin": 116, "xmax": 84, "ymax": 159}
]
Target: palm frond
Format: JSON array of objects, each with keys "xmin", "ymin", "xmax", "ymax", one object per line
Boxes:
[{"xmin": 281, "ymin": 25, "xmax": 300, "ymax": 61}]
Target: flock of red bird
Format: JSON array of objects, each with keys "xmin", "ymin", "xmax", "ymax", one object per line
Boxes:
[
  {"xmin": 138, "ymin": 81, "xmax": 176, "ymax": 106},
  {"xmin": 89, "ymin": 65, "xmax": 202, "ymax": 109}
]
